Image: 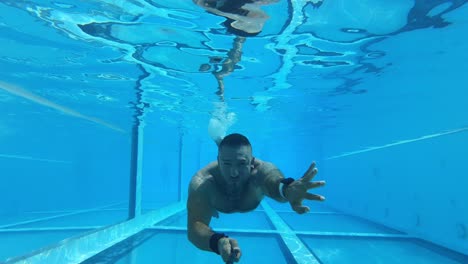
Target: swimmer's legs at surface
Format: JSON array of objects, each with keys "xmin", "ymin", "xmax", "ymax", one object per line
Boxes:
[{"xmin": 208, "ymin": 102, "xmax": 237, "ymax": 146}]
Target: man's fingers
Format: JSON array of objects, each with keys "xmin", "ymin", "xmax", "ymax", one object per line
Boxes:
[
  {"xmin": 219, "ymin": 238, "xmax": 232, "ymax": 262},
  {"xmin": 306, "ymin": 180, "xmax": 326, "ymax": 189},
  {"xmin": 251, "ymin": 168, "xmax": 258, "ymax": 176},
  {"xmin": 304, "ymin": 192, "xmax": 325, "ymax": 201},
  {"xmin": 230, "ymin": 239, "xmax": 239, "ymax": 251},
  {"xmin": 300, "ymin": 162, "xmax": 317, "ymax": 182},
  {"xmin": 229, "ymin": 239, "xmax": 242, "ymax": 262},
  {"xmin": 292, "ymin": 204, "xmax": 310, "ymax": 214},
  {"xmin": 250, "ymin": 158, "xmax": 260, "ymax": 175},
  {"xmin": 230, "ymin": 247, "xmax": 241, "ymax": 262}
]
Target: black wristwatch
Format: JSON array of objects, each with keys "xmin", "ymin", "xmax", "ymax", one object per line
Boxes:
[{"xmin": 279, "ymin": 177, "xmax": 294, "ymax": 198}]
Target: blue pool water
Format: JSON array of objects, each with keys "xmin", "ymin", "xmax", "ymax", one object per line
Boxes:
[{"xmin": 1, "ymin": 0, "xmax": 468, "ymax": 263}]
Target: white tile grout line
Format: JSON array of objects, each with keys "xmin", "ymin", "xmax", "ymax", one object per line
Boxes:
[
  {"xmin": 0, "ymin": 215, "xmax": 413, "ymax": 263},
  {"xmin": 0, "ymin": 153, "xmax": 72, "ymax": 164},
  {"xmin": 24, "ymin": 207, "xmax": 128, "ymax": 214},
  {"xmin": 4, "ymin": 202, "xmax": 185, "ymax": 264},
  {"xmin": 271, "ymin": 210, "xmax": 345, "ymax": 215},
  {"xmin": 325, "ymin": 126, "xmax": 468, "ymax": 160},
  {"xmin": 261, "ymin": 201, "xmax": 321, "ymax": 264},
  {"xmin": 0, "ymin": 225, "xmax": 410, "ymax": 239},
  {"xmin": 149, "ymin": 226, "xmax": 410, "ymax": 239},
  {"xmin": 293, "ymin": 231, "xmax": 409, "ymax": 238},
  {"xmin": 0, "ymin": 202, "xmax": 125, "ymax": 229},
  {"xmin": 0, "ymin": 226, "xmax": 103, "ymax": 233}
]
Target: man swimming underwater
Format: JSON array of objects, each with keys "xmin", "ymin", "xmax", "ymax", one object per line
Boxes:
[{"xmin": 187, "ymin": 133, "xmax": 326, "ymax": 263}]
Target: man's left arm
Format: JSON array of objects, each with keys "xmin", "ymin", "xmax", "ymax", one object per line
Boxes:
[
  {"xmin": 257, "ymin": 161, "xmax": 289, "ymax": 202},
  {"xmin": 258, "ymin": 161, "xmax": 326, "ymax": 214}
]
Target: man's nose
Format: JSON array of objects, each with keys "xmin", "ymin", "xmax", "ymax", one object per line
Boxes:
[{"xmin": 230, "ymin": 167, "xmax": 239, "ymax": 178}]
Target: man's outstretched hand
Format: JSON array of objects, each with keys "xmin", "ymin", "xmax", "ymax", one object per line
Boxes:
[
  {"xmin": 284, "ymin": 162, "xmax": 326, "ymax": 214},
  {"xmin": 218, "ymin": 237, "xmax": 241, "ymax": 263}
]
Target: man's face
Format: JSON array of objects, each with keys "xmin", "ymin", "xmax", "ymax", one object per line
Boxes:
[{"xmin": 217, "ymin": 145, "xmax": 253, "ymax": 196}]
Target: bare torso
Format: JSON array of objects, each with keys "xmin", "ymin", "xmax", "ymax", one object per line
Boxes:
[
  {"xmin": 211, "ymin": 177, "xmax": 263, "ymax": 213},
  {"xmin": 189, "ymin": 160, "xmax": 267, "ymax": 215}
]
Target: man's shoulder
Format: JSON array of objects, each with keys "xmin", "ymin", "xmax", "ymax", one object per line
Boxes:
[
  {"xmin": 189, "ymin": 161, "xmax": 218, "ymax": 194},
  {"xmin": 189, "ymin": 173, "xmax": 214, "ymax": 192},
  {"xmin": 256, "ymin": 159, "xmax": 277, "ymax": 174},
  {"xmin": 250, "ymin": 159, "xmax": 281, "ymax": 184}
]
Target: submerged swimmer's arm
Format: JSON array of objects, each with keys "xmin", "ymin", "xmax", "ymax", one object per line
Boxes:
[
  {"xmin": 187, "ymin": 177, "xmax": 217, "ymax": 252},
  {"xmin": 257, "ymin": 161, "xmax": 289, "ymax": 202}
]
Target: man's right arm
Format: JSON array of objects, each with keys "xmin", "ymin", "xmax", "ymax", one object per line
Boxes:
[
  {"xmin": 187, "ymin": 173, "xmax": 242, "ymax": 262},
  {"xmin": 186, "ymin": 179, "xmax": 216, "ymax": 252}
]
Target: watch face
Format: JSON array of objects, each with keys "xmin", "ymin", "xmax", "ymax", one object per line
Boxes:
[{"xmin": 281, "ymin": 178, "xmax": 294, "ymax": 185}]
